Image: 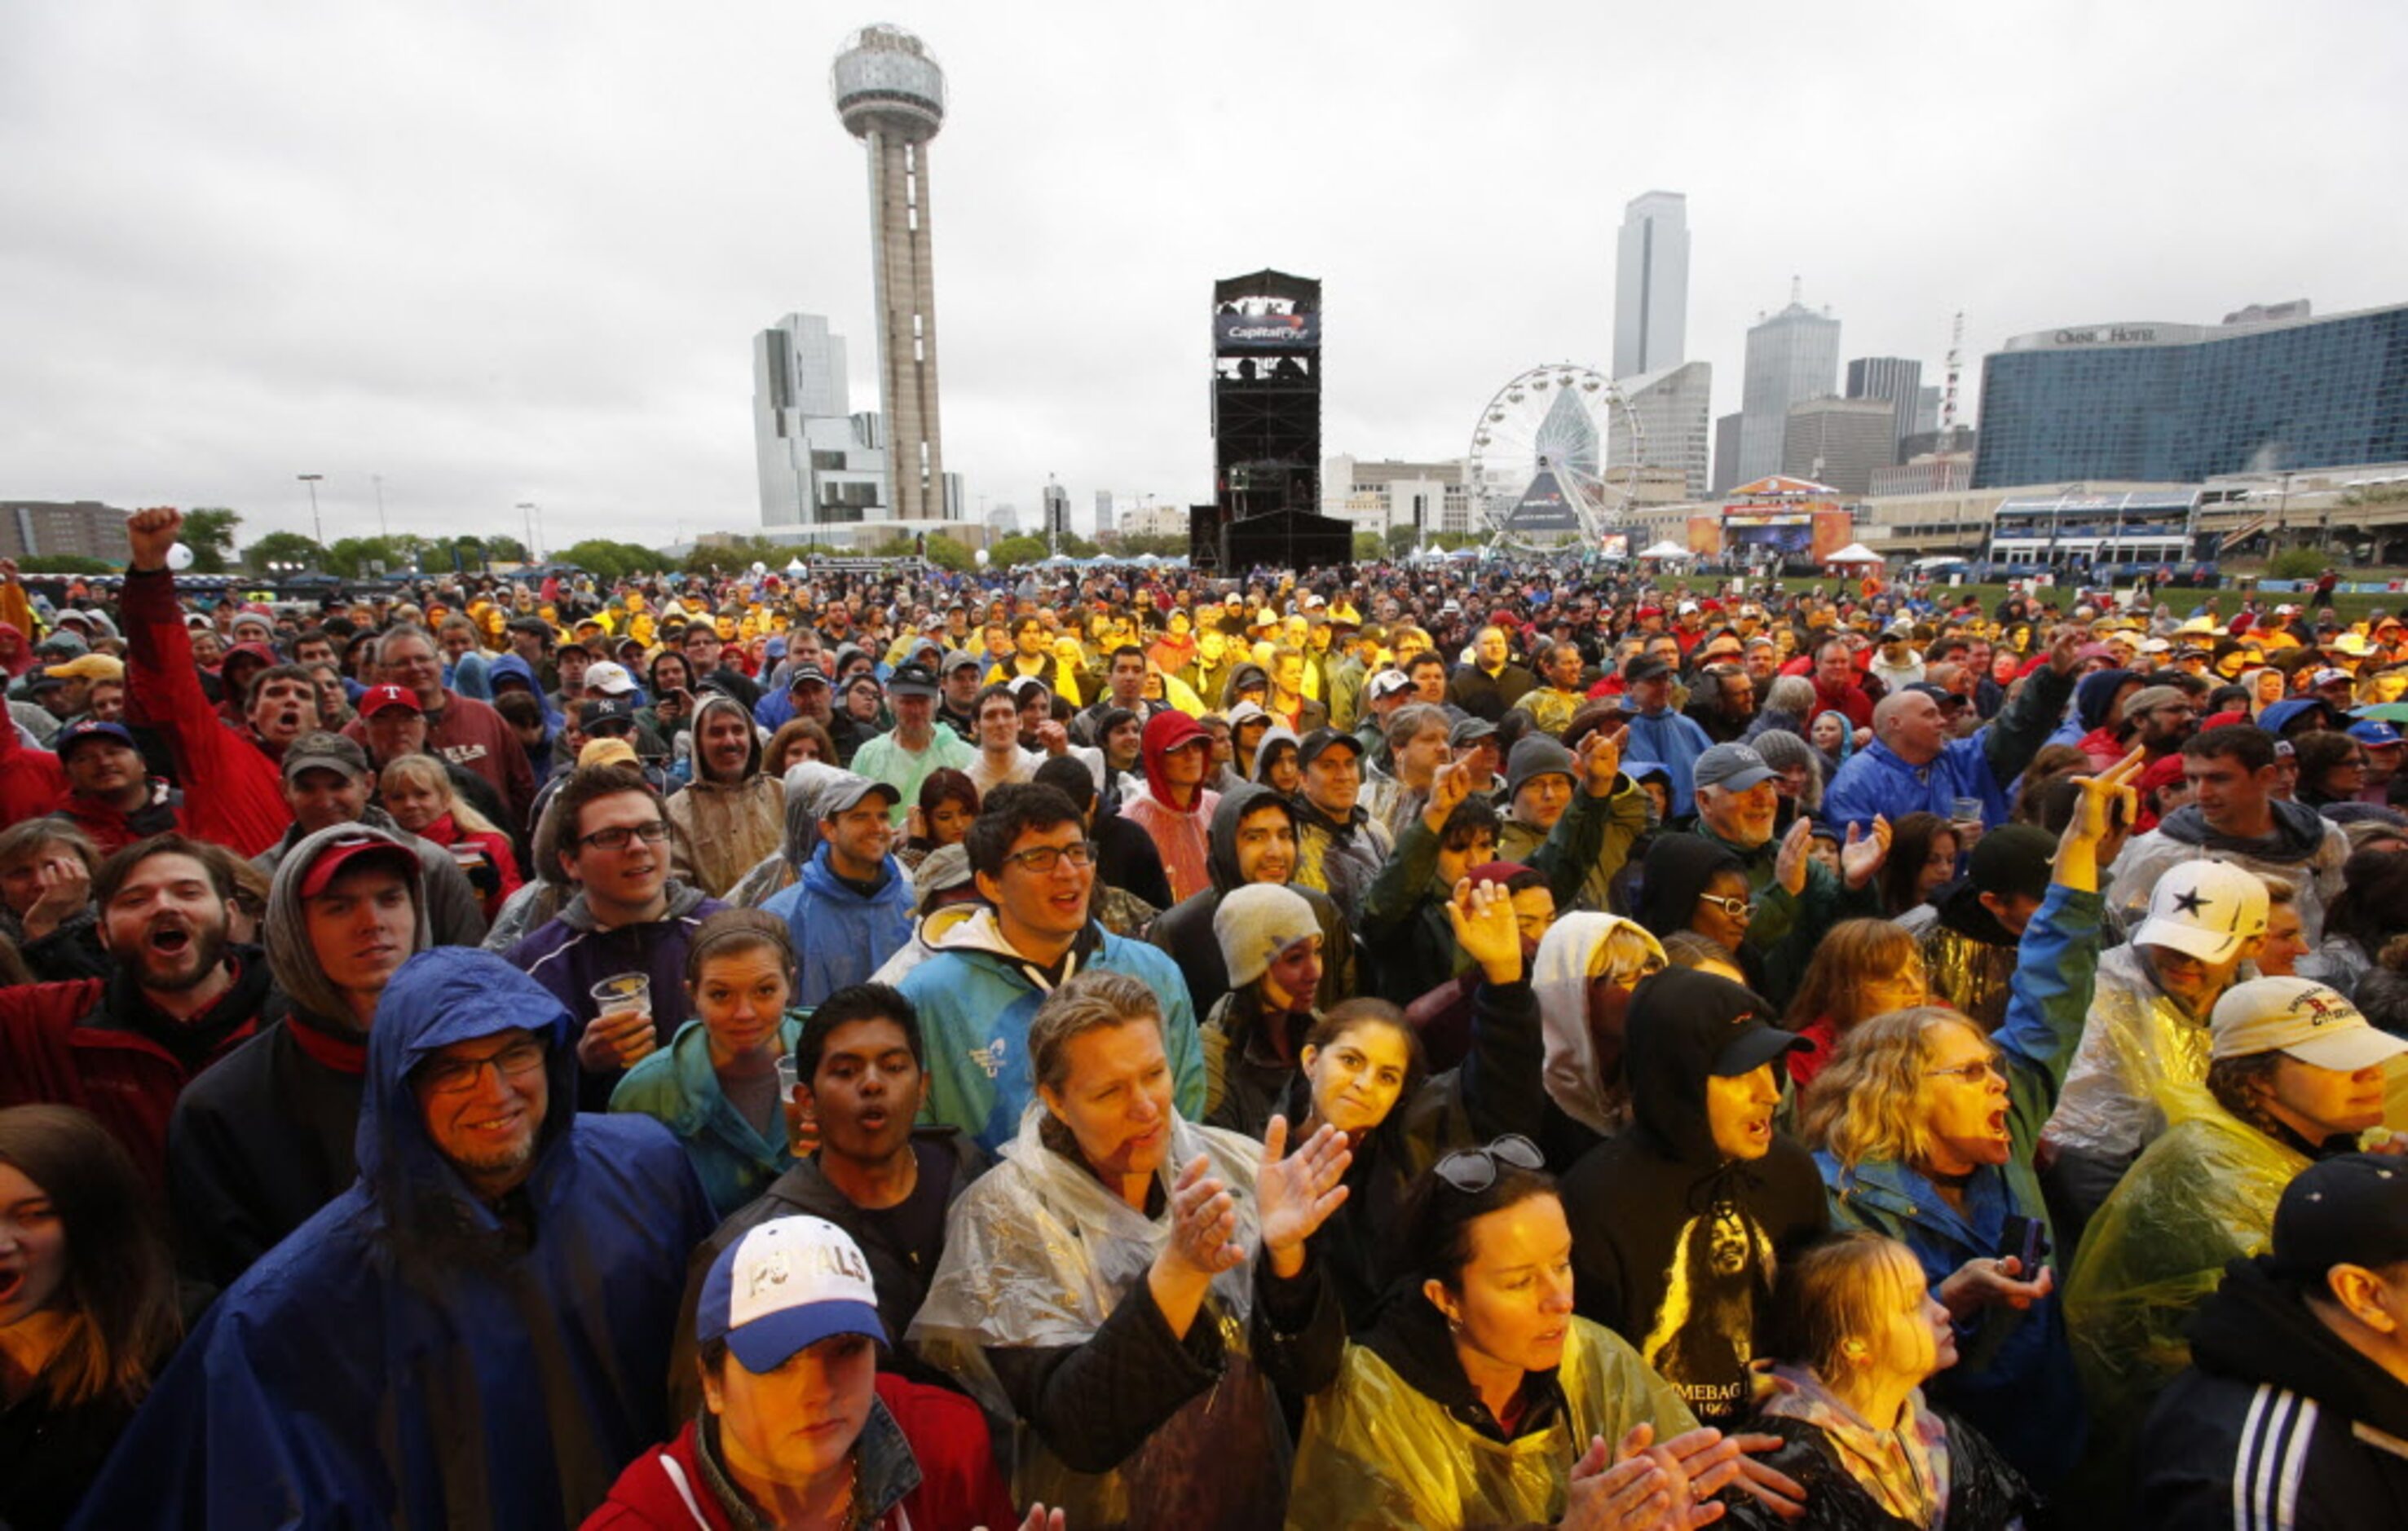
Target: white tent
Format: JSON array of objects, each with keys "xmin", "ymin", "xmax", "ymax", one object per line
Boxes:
[
  {"xmin": 1636, "ymin": 540, "xmax": 1693, "ymax": 560},
  {"xmin": 1824, "ymin": 542, "xmax": 1885, "ymax": 565}
]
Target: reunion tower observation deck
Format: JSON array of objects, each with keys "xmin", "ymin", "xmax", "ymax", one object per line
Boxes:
[{"xmin": 831, "ymin": 24, "xmax": 949, "ymax": 521}]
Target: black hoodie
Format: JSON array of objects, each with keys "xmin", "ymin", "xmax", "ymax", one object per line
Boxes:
[
  {"xmin": 1142, "ymin": 782, "xmax": 1357, "ymax": 1017},
  {"xmin": 1558, "ymin": 969, "xmax": 1829, "ymax": 1427},
  {"xmin": 2138, "ymin": 1256, "xmax": 2408, "ymax": 1528}
]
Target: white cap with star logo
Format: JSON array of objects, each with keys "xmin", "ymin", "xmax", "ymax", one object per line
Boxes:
[{"xmin": 2133, "ymin": 859, "xmax": 2270, "ymax": 965}]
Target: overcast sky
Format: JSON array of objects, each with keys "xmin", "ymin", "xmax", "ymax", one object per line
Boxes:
[{"xmin": 5, "ymin": 1, "xmax": 2401, "ymax": 551}]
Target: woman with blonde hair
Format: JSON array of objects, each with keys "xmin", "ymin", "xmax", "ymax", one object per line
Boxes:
[
  {"xmin": 1797, "ymin": 752, "xmax": 2141, "ymax": 1493},
  {"xmin": 377, "ymin": 754, "xmax": 522, "ymax": 920},
  {"xmin": 1782, "ymin": 919, "xmax": 1929, "ymax": 1089}
]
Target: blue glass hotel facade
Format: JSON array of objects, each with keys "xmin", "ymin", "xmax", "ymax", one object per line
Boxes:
[{"xmin": 1972, "ymin": 303, "xmax": 2408, "ymax": 488}]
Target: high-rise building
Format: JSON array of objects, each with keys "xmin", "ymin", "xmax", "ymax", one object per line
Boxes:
[
  {"xmin": 1093, "ymin": 490, "xmax": 1114, "ymax": 537},
  {"xmin": 0, "ymin": 501, "xmax": 130, "ymax": 563},
  {"xmin": 753, "ymin": 313, "xmax": 852, "ymax": 527},
  {"xmin": 1611, "ymin": 361, "xmax": 1713, "ymax": 499},
  {"xmin": 1711, "ymin": 413, "xmax": 1744, "ymax": 495},
  {"xmin": 1973, "ymin": 302, "xmax": 2408, "ymax": 487},
  {"xmin": 1041, "ymin": 479, "xmax": 1071, "ymax": 540},
  {"xmin": 1612, "ymin": 192, "xmax": 1689, "ymax": 381},
  {"xmin": 1846, "ymin": 356, "xmax": 1923, "ymax": 466},
  {"xmin": 1738, "ymin": 293, "xmax": 1842, "ymax": 483},
  {"xmin": 832, "ymin": 25, "xmax": 949, "ymax": 522},
  {"xmin": 1781, "ymin": 397, "xmax": 1896, "ymax": 496},
  {"xmin": 1914, "ymin": 386, "xmax": 1941, "ymax": 437}
]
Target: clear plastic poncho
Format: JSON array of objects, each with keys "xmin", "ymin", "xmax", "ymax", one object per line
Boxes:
[
  {"xmin": 2060, "ymin": 1087, "xmax": 2310, "ymax": 1476},
  {"xmin": 2041, "ymin": 942, "xmax": 2216, "ymax": 1162},
  {"xmin": 1283, "ymin": 1316, "xmax": 1696, "ymax": 1531},
  {"xmin": 909, "ymin": 1101, "xmax": 1286, "ymax": 1530}
]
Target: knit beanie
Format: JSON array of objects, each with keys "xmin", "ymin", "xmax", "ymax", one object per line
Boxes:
[
  {"xmin": 1506, "ymin": 735, "xmax": 1578, "ymax": 801},
  {"xmin": 1749, "ymin": 729, "xmax": 1814, "ymax": 778},
  {"xmin": 1212, "ymin": 883, "xmax": 1321, "ymax": 987}
]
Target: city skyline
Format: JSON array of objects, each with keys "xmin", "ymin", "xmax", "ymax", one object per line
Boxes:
[{"xmin": 3, "ymin": 2, "xmax": 2402, "ymax": 548}]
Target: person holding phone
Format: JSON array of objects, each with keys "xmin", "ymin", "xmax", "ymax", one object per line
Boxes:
[{"xmin": 1795, "ymin": 748, "xmax": 2143, "ymax": 1493}]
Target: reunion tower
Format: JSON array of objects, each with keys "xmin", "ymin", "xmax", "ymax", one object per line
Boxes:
[{"xmin": 831, "ymin": 24, "xmax": 949, "ymax": 522}]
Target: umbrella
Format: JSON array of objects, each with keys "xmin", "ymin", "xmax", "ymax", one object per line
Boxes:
[{"xmin": 2352, "ymin": 703, "xmax": 2408, "ymax": 723}]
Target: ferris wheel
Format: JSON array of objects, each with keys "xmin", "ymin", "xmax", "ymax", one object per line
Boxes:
[{"xmin": 1466, "ymin": 363, "xmax": 1645, "ymax": 547}]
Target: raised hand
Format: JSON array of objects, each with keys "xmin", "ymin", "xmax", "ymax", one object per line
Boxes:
[
  {"xmin": 1446, "ymin": 876, "xmax": 1524, "ymax": 983},
  {"xmin": 1837, "ymin": 814, "xmax": 1892, "ymax": 890},
  {"xmin": 1255, "ymin": 1114, "xmax": 1352, "ymax": 1277},
  {"xmin": 1577, "ymin": 726, "xmax": 1623, "ymax": 796},
  {"xmin": 1422, "ymin": 757, "xmax": 1470, "ymax": 832},
  {"xmin": 126, "ymin": 507, "xmax": 183, "ymax": 573},
  {"xmin": 1772, "ymin": 815, "xmax": 1813, "ymax": 898},
  {"xmin": 2056, "ymin": 747, "xmax": 2145, "ymax": 892},
  {"xmin": 1163, "ymin": 1154, "xmax": 1243, "ymax": 1277},
  {"xmin": 2045, "ymin": 624, "xmax": 2085, "ymax": 674}
]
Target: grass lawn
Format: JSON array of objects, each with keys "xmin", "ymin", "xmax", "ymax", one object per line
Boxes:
[{"xmin": 1737, "ymin": 575, "xmax": 2408, "ymax": 627}]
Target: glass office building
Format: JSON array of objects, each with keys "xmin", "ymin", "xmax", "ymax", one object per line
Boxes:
[{"xmin": 1972, "ymin": 303, "xmax": 2408, "ymax": 488}]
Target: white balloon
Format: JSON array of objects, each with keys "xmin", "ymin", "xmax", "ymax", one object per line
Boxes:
[{"xmin": 165, "ymin": 542, "xmax": 196, "ymax": 571}]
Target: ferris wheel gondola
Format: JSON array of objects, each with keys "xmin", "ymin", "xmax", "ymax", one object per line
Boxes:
[{"xmin": 1465, "ymin": 363, "xmax": 1644, "ymax": 552}]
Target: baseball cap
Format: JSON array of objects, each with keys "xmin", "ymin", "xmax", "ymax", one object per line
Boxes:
[
  {"xmin": 2311, "ymin": 667, "xmax": 2355, "ymax": 689},
  {"xmin": 280, "ymin": 732, "xmax": 371, "ymax": 783},
  {"xmin": 697, "ymin": 1216, "xmax": 886, "ymax": 1372},
  {"xmin": 1297, "ymin": 727, "xmax": 1364, "ymax": 768},
  {"xmin": 2211, "ymin": 977, "xmax": 2408, "ymax": 1072},
  {"xmin": 578, "ymin": 697, "xmax": 638, "ymax": 732},
  {"xmin": 582, "ymin": 660, "xmax": 638, "ymax": 697},
  {"xmin": 1449, "ymin": 717, "xmax": 1498, "ymax": 748},
  {"xmin": 1624, "ymin": 654, "xmax": 1672, "ymax": 684},
  {"xmin": 818, "ymin": 775, "xmax": 901, "ymax": 818},
  {"xmin": 787, "ymin": 665, "xmax": 831, "ymax": 692},
  {"xmin": 1693, "ymin": 743, "xmax": 1777, "ymax": 794},
  {"xmin": 911, "ymin": 843, "xmax": 977, "ymax": 912},
  {"xmin": 2132, "ymin": 860, "xmax": 2271, "ymax": 964},
  {"xmin": 296, "ymin": 832, "xmax": 420, "ymax": 900},
  {"xmin": 51, "ymin": 718, "xmax": 136, "ymax": 758},
  {"xmin": 505, "ymin": 615, "xmax": 553, "ymax": 639},
  {"xmin": 43, "ymin": 653, "xmax": 123, "ymax": 682},
  {"xmin": 885, "ymin": 660, "xmax": 939, "ymax": 699},
  {"xmin": 359, "ymin": 684, "xmax": 424, "ymax": 719},
  {"xmin": 2269, "ymin": 1154, "xmax": 2408, "ymax": 1284},
  {"xmin": 2348, "ymin": 719, "xmax": 2405, "ymax": 748},
  {"xmin": 940, "ymin": 647, "xmax": 982, "ymax": 677},
  {"xmin": 1968, "ymin": 825, "xmax": 2056, "ymax": 902},
  {"xmin": 579, "ymin": 738, "xmax": 640, "ymax": 770},
  {"xmin": 1007, "ymin": 674, "xmax": 1051, "ymax": 702},
  {"xmin": 1366, "ymin": 669, "xmax": 1413, "ymax": 702}
]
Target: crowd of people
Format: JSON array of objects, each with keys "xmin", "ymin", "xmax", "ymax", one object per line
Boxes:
[{"xmin": 9, "ymin": 504, "xmax": 2408, "ymax": 1527}]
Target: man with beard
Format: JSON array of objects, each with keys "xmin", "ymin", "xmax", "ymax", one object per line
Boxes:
[
  {"xmin": 116, "ymin": 506, "xmax": 309, "ymax": 856},
  {"xmin": 1508, "ymin": 639, "xmax": 1589, "ymax": 738},
  {"xmin": 77, "ymin": 950, "xmax": 716, "ymax": 1529},
  {"xmin": 252, "ymin": 730, "xmax": 490, "ymax": 948},
  {"xmin": 1683, "ymin": 663, "xmax": 1758, "ymax": 745},
  {"xmin": 0, "ymin": 833, "xmax": 276, "ymax": 1194},
  {"xmin": 667, "ymin": 982, "xmax": 990, "ymax": 1410},
  {"xmin": 166, "ymin": 823, "xmax": 434, "ymax": 1285}
]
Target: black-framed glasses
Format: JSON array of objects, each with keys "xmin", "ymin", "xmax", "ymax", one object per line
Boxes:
[
  {"xmin": 1001, "ymin": 841, "xmax": 1097, "ymax": 875},
  {"xmin": 419, "ymin": 1038, "xmax": 547, "ymax": 1096},
  {"xmin": 580, "ymin": 820, "xmax": 672, "ymax": 851},
  {"xmin": 1433, "ymin": 1134, "xmax": 1545, "ymax": 1193}
]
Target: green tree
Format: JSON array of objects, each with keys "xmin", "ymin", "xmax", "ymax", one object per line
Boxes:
[
  {"xmin": 2269, "ymin": 547, "xmax": 2327, "ymax": 580},
  {"xmin": 243, "ymin": 532, "xmax": 329, "ymax": 574},
  {"xmin": 183, "ymin": 508, "xmax": 242, "ymax": 573},
  {"xmin": 1353, "ymin": 531, "xmax": 1384, "ymax": 561},
  {"xmin": 483, "ymin": 534, "xmax": 530, "ymax": 564},
  {"xmin": 20, "ymin": 554, "xmax": 116, "ymax": 575},
  {"xmin": 990, "ymin": 534, "xmax": 1048, "ymax": 568},
  {"xmin": 923, "ymin": 534, "xmax": 974, "ymax": 572},
  {"xmin": 1384, "ymin": 524, "xmax": 1420, "ymax": 558},
  {"xmin": 559, "ymin": 539, "xmax": 664, "ymax": 582}
]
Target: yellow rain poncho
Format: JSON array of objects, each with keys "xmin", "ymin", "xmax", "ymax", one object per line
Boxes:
[
  {"xmin": 2061, "ymin": 1086, "xmax": 2309, "ymax": 1486},
  {"xmin": 1284, "ymin": 1317, "xmax": 1695, "ymax": 1531}
]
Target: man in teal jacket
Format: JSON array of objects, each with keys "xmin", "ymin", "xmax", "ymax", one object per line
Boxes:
[{"xmin": 897, "ymin": 781, "xmax": 1202, "ymax": 1154}]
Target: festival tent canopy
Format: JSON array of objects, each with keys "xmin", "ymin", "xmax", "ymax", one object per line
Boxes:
[
  {"xmin": 1825, "ymin": 543, "xmax": 1885, "ymax": 565},
  {"xmin": 1636, "ymin": 540, "xmax": 1694, "ymax": 559}
]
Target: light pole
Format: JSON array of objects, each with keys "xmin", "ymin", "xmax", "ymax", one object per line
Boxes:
[
  {"xmin": 372, "ymin": 474, "xmax": 388, "ymax": 539},
  {"xmin": 516, "ymin": 503, "xmax": 540, "ymax": 563},
  {"xmin": 297, "ymin": 473, "xmax": 324, "ymax": 554}
]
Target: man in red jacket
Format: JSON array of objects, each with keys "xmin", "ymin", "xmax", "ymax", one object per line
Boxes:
[
  {"xmin": 344, "ymin": 622, "xmax": 537, "ymax": 834},
  {"xmin": 119, "ymin": 505, "xmax": 302, "ymax": 856},
  {"xmin": 0, "ymin": 832, "xmax": 272, "ymax": 1193},
  {"xmin": 591, "ymin": 1215, "xmax": 1039, "ymax": 1531}
]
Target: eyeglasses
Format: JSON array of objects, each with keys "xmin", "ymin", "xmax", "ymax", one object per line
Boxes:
[
  {"xmin": 1000, "ymin": 841, "xmax": 1097, "ymax": 875},
  {"xmin": 1696, "ymin": 893, "xmax": 1753, "ymax": 921},
  {"xmin": 579, "ymin": 820, "xmax": 672, "ymax": 851},
  {"xmin": 419, "ymin": 1038, "xmax": 547, "ymax": 1096},
  {"xmin": 1434, "ymin": 1134, "xmax": 1546, "ymax": 1193},
  {"xmin": 1924, "ymin": 1057, "xmax": 2004, "ymax": 1085}
]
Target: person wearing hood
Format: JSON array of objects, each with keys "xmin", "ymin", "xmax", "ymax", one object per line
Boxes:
[
  {"xmin": 1119, "ymin": 708, "xmax": 1220, "ymax": 904},
  {"xmin": 1916, "ymin": 823, "xmax": 2057, "ymax": 1033},
  {"xmin": 1824, "ymin": 626, "xmax": 2081, "ymax": 834},
  {"xmin": 664, "ymin": 690, "xmax": 784, "ymax": 899},
  {"xmin": 75, "ymin": 949, "xmax": 717, "ymax": 1529},
  {"xmin": 2108, "ymin": 723, "xmax": 2350, "ymax": 944},
  {"xmin": 761, "ymin": 775, "xmax": 914, "ymax": 1006},
  {"xmin": 1527, "ymin": 909, "xmax": 1670, "ymax": 1167},
  {"xmin": 2065, "ymin": 976, "xmax": 2408, "ymax": 1507},
  {"xmin": 2044, "ymin": 855, "xmax": 2273, "ymax": 1251},
  {"xmin": 2136, "ymin": 1153, "xmax": 2408, "ymax": 1527},
  {"xmin": 251, "ymin": 730, "xmax": 490, "ymax": 947},
  {"xmin": 1144, "ymin": 782, "xmax": 1356, "ymax": 1021},
  {"xmin": 0, "ymin": 832, "xmax": 278, "ymax": 1198},
  {"xmin": 112, "ymin": 508, "xmax": 307, "ymax": 857},
  {"xmin": 505, "ymin": 763, "xmax": 728, "ymax": 1110},
  {"xmin": 487, "ymin": 646, "xmax": 565, "ymax": 733},
  {"xmin": 894, "ymin": 783, "xmax": 1202, "ymax": 1154},
  {"xmin": 2061, "ymin": 665, "xmax": 2141, "ymax": 768},
  {"xmin": 1559, "ymin": 967, "xmax": 1831, "ymax": 1428},
  {"xmin": 164, "ymin": 823, "xmax": 434, "ymax": 1286}
]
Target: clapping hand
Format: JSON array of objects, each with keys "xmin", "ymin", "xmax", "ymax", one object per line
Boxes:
[
  {"xmin": 1771, "ymin": 816, "xmax": 1813, "ymax": 898},
  {"xmin": 1446, "ymin": 876, "xmax": 1524, "ymax": 984},
  {"xmin": 1255, "ymin": 1114, "xmax": 1352, "ymax": 1278},
  {"xmin": 1163, "ymin": 1154, "xmax": 1243, "ymax": 1277},
  {"xmin": 1837, "ymin": 814, "xmax": 1892, "ymax": 890}
]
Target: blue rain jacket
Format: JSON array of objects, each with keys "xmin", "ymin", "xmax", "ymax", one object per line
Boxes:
[{"xmin": 762, "ymin": 841, "xmax": 915, "ymax": 1007}]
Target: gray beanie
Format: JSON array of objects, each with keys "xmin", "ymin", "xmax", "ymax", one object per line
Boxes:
[
  {"xmin": 1505, "ymin": 735, "xmax": 1579, "ymax": 801},
  {"xmin": 1212, "ymin": 883, "xmax": 1321, "ymax": 987},
  {"xmin": 1749, "ymin": 729, "xmax": 1815, "ymax": 777}
]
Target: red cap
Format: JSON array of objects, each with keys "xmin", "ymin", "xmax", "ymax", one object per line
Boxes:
[
  {"xmin": 360, "ymin": 684, "xmax": 424, "ymax": 718},
  {"xmin": 297, "ymin": 835, "xmax": 420, "ymax": 900}
]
